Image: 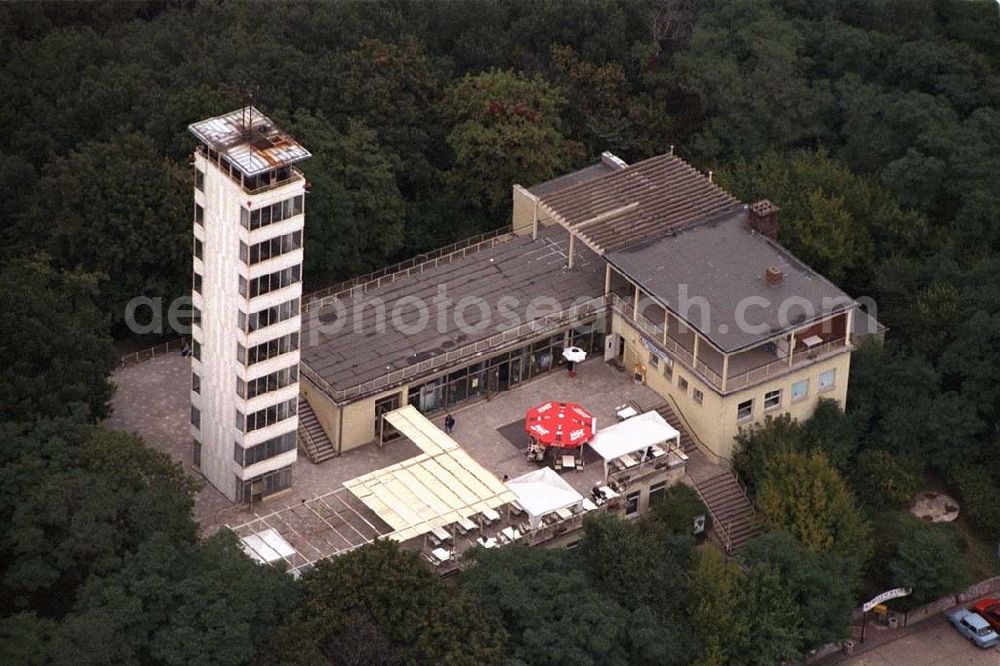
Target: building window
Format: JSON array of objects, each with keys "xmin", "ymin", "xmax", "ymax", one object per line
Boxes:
[
  {"xmin": 648, "ymin": 353, "xmax": 659, "ymax": 369},
  {"xmin": 193, "ymin": 271, "xmax": 202, "ymax": 294},
  {"xmin": 194, "ymin": 168, "xmax": 204, "ymax": 192},
  {"xmin": 237, "ymin": 365, "xmax": 299, "ymax": 399},
  {"xmin": 663, "ymin": 359, "xmax": 673, "ymax": 380},
  {"xmin": 818, "ymin": 369, "xmax": 836, "ymax": 392},
  {"xmin": 239, "ymin": 241, "xmax": 249, "ymax": 264},
  {"xmin": 239, "ymin": 332, "xmax": 299, "ymax": 366},
  {"xmin": 194, "ymin": 237, "xmax": 203, "ymax": 260},
  {"xmin": 649, "ymin": 481, "xmax": 667, "ymax": 507},
  {"xmin": 625, "ymin": 491, "xmax": 640, "ymax": 516},
  {"xmin": 192, "ymin": 340, "xmax": 201, "ymax": 361},
  {"xmin": 194, "ymin": 203, "xmax": 204, "ymax": 226},
  {"xmin": 240, "ymin": 397, "xmax": 298, "ymax": 433},
  {"xmin": 240, "ymin": 298, "xmax": 300, "ymax": 333},
  {"xmin": 791, "ymin": 379, "xmax": 809, "ymax": 402},
  {"xmin": 678, "ymin": 376, "xmax": 689, "ymax": 392},
  {"xmin": 693, "ymin": 388, "xmax": 704, "ymax": 405},
  {"xmin": 193, "ymin": 439, "xmax": 201, "ymax": 468},
  {"xmin": 192, "ymin": 372, "xmax": 201, "ymax": 394},
  {"xmin": 234, "ymin": 431, "xmax": 296, "ymax": 467},
  {"xmin": 764, "ymin": 389, "xmax": 782, "ymax": 411},
  {"xmin": 190, "ymin": 405, "xmax": 201, "ymax": 429},
  {"xmin": 737, "ymin": 399, "xmax": 753, "ymax": 422},
  {"xmin": 244, "ymin": 230, "xmax": 303, "ymax": 265},
  {"xmin": 246, "ymin": 264, "xmax": 301, "ymax": 298},
  {"xmin": 237, "ymin": 465, "xmax": 293, "ymax": 503},
  {"xmin": 241, "ymin": 195, "xmax": 304, "ymax": 232},
  {"xmin": 192, "ymin": 306, "xmax": 201, "ymax": 328}
]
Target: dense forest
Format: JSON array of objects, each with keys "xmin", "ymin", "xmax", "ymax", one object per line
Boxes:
[{"xmin": 2, "ymin": 1, "xmax": 1000, "ymax": 663}]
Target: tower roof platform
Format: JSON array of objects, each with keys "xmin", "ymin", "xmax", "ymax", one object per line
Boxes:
[{"xmin": 188, "ymin": 106, "xmax": 311, "ymax": 177}]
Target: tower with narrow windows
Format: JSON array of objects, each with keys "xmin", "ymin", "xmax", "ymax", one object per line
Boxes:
[{"xmin": 188, "ymin": 107, "xmax": 310, "ymax": 502}]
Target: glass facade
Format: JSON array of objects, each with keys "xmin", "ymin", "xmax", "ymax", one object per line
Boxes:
[
  {"xmin": 406, "ymin": 321, "xmax": 604, "ymax": 416},
  {"xmin": 236, "ymin": 464, "xmax": 293, "ymax": 503}
]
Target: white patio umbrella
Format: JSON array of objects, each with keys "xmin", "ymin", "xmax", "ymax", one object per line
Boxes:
[{"xmin": 562, "ymin": 346, "xmax": 587, "ymax": 363}]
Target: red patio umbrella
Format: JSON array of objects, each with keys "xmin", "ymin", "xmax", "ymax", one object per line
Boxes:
[{"xmin": 524, "ymin": 401, "xmax": 595, "ymax": 449}]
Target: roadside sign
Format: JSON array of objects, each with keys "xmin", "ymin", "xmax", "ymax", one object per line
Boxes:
[{"xmin": 863, "ymin": 588, "xmax": 911, "ymax": 612}]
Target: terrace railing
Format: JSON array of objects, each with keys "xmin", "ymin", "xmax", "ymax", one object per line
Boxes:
[
  {"xmin": 609, "ymin": 294, "xmax": 725, "ymax": 390},
  {"xmin": 118, "ymin": 337, "xmax": 190, "ymax": 368},
  {"xmin": 725, "ymin": 338, "xmax": 847, "ymax": 392},
  {"xmin": 302, "ymin": 294, "xmax": 611, "ymax": 404}
]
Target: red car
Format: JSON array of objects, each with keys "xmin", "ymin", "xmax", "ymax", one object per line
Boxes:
[{"xmin": 970, "ymin": 598, "xmax": 1000, "ymax": 633}]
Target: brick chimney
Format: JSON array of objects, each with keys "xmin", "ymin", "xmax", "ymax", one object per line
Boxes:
[
  {"xmin": 764, "ymin": 266, "xmax": 784, "ymax": 286},
  {"xmin": 748, "ymin": 200, "xmax": 780, "ymax": 241}
]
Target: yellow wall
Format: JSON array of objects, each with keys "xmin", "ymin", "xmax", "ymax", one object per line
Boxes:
[
  {"xmin": 511, "ymin": 184, "xmax": 558, "ymax": 236},
  {"xmin": 615, "ymin": 316, "xmax": 852, "ymax": 461},
  {"xmin": 300, "ymin": 377, "xmax": 340, "ymax": 445},
  {"xmin": 512, "ymin": 185, "xmax": 537, "ymax": 235},
  {"xmin": 301, "ymin": 382, "xmax": 409, "ymax": 454}
]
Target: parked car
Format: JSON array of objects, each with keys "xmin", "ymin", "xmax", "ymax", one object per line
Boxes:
[
  {"xmin": 946, "ymin": 607, "xmax": 1000, "ymax": 649},
  {"xmin": 970, "ymin": 598, "xmax": 1000, "ymax": 633}
]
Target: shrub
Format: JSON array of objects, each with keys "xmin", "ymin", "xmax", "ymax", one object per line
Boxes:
[
  {"xmin": 756, "ymin": 450, "xmax": 871, "ymax": 559},
  {"xmin": 650, "ymin": 483, "xmax": 710, "ymax": 536},
  {"xmin": 852, "ymin": 450, "xmax": 919, "ymax": 508},
  {"xmin": 952, "ymin": 466, "xmax": 1000, "ymax": 542},
  {"xmin": 890, "ymin": 523, "xmax": 969, "ymax": 604}
]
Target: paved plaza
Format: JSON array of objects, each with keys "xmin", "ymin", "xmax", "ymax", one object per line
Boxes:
[
  {"xmin": 835, "ymin": 610, "xmax": 1000, "ymax": 665},
  {"xmin": 107, "ymin": 352, "xmax": 716, "ymax": 537}
]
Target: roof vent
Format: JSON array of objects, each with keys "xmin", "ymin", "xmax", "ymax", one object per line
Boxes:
[{"xmin": 765, "ymin": 266, "xmax": 784, "ymax": 286}]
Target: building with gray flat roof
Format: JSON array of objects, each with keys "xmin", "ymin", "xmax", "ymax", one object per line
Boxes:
[
  {"xmin": 605, "ymin": 209, "xmax": 856, "ymax": 353},
  {"xmin": 287, "ymin": 149, "xmax": 880, "ymax": 492}
]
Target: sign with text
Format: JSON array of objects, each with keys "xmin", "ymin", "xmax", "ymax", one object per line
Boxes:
[{"xmin": 863, "ymin": 588, "xmax": 912, "ymax": 612}]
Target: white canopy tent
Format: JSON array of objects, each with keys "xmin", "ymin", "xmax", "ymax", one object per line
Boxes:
[
  {"xmin": 344, "ymin": 406, "xmax": 515, "ymax": 543},
  {"xmin": 587, "ymin": 411, "xmax": 681, "ymax": 480},
  {"xmin": 240, "ymin": 528, "xmax": 297, "ymax": 566},
  {"xmin": 505, "ymin": 467, "xmax": 584, "ymax": 529}
]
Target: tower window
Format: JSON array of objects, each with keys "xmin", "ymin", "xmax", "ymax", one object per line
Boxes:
[
  {"xmin": 194, "ymin": 168, "xmax": 204, "ymax": 192},
  {"xmin": 194, "ymin": 203, "xmax": 204, "ymax": 226}
]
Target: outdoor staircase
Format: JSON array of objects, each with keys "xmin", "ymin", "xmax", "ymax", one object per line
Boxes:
[
  {"xmin": 654, "ymin": 403, "xmax": 698, "ymax": 455},
  {"xmin": 297, "ymin": 398, "xmax": 336, "ymax": 463},
  {"xmin": 693, "ymin": 471, "xmax": 762, "ymax": 552},
  {"xmin": 652, "ymin": 400, "xmax": 761, "ymax": 552}
]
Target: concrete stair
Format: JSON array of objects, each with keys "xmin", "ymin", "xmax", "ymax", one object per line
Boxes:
[
  {"xmin": 693, "ymin": 471, "xmax": 762, "ymax": 551},
  {"xmin": 652, "ymin": 399, "xmax": 761, "ymax": 552},
  {"xmin": 654, "ymin": 402, "xmax": 698, "ymax": 455},
  {"xmin": 298, "ymin": 398, "xmax": 336, "ymax": 463}
]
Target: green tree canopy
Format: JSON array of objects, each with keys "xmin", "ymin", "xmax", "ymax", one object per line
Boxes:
[
  {"xmin": 17, "ymin": 132, "xmax": 189, "ymax": 330},
  {"xmin": 0, "ymin": 258, "xmax": 116, "ymax": 422},
  {"xmin": 461, "ymin": 544, "xmax": 682, "ymax": 666},
  {"xmin": 756, "ymin": 450, "xmax": 871, "ymax": 559},
  {"xmin": 263, "ymin": 540, "xmax": 505, "ymax": 665},
  {"xmin": 740, "ymin": 531, "xmax": 858, "ymax": 648},
  {"xmin": 443, "ymin": 68, "xmax": 571, "ymax": 221},
  {"xmin": 890, "ymin": 522, "xmax": 969, "ymax": 604}
]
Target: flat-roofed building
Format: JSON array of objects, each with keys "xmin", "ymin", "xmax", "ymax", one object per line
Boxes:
[{"xmin": 293, "ymin": 150, "xmax": 879, "ymax": 472}]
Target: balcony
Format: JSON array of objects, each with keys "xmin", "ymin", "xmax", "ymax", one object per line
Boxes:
[
  {"xmin": 196, "ymin": 145, "xmax": 305, "ymax": 195},
  {"xmin": 610, "ymin": 294, "xmax": 849, "ymax": 394}
]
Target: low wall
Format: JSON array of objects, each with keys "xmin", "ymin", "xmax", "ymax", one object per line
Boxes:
[
  {"xmin": 802, "ymin": 575, "xmax": 1000, "ymax": 664},
  {"xmin": 904, "ymin": 575, "xmax": 1000, "ymax": 627}
]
